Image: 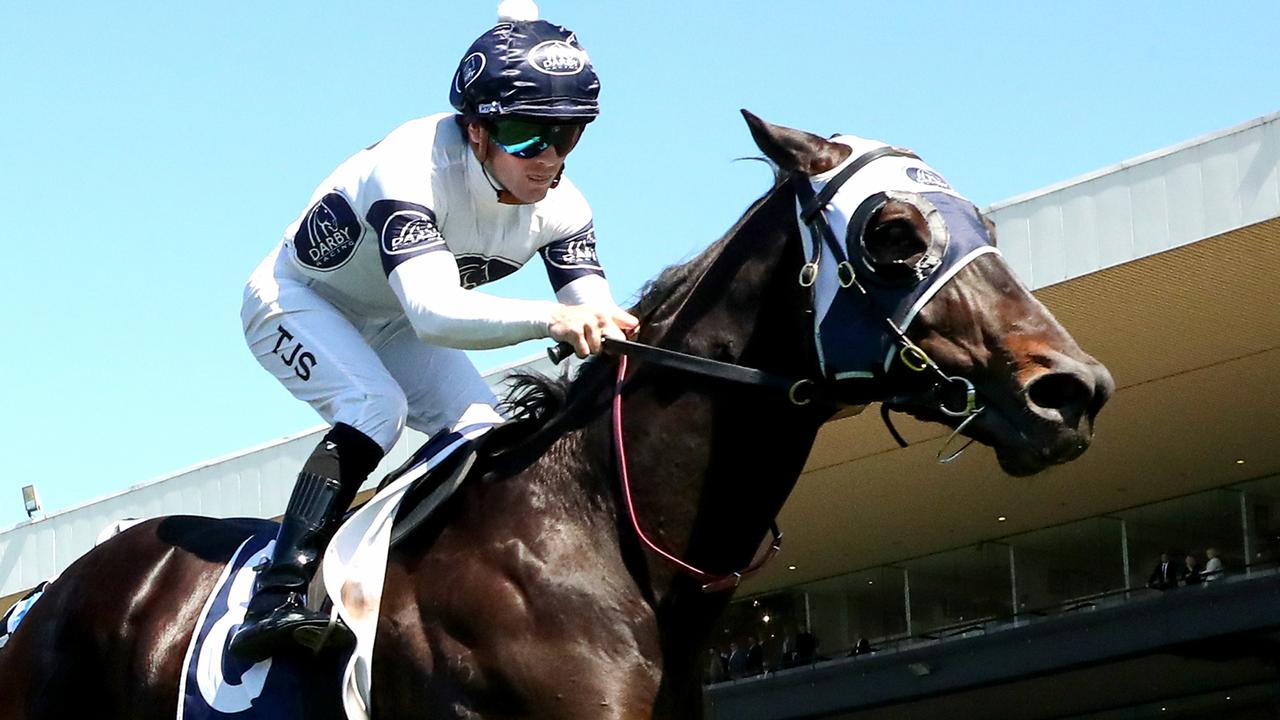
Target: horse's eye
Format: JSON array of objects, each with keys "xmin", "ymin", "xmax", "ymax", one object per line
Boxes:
[
  {"xmin": 860, "ymin": 203, "xmax": 930, "ymax": 280},
  {"xmin": 865, "ymin": 217, "xmax": 927, "ymax": 265}
]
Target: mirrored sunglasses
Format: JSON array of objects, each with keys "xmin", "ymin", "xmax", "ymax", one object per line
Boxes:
[{"xmin": 488, "ymin": 119, "xmax": 584, "ymax": 159}]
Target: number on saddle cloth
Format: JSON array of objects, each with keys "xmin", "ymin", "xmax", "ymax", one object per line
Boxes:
[{"xmin": 178, "ymin": 522, "xmax": 346, "ymax": 720}]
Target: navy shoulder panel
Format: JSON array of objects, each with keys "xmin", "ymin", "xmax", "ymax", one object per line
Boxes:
[
  {"xmin": 539, "ymin": 222, "xmax": 604, "ymax": 291},
  {"xmin": 367, "ymin": 199, "xmax": 448, "ymax": 276}
]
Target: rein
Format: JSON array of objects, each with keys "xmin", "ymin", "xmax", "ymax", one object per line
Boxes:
[{"xmin": 611, "ymin": 354, "xmax": 782, "ymax": 593}]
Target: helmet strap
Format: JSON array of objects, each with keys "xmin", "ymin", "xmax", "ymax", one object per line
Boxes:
[
  {"xmin": 465, "ymin": 121, "xmax": 519, "ymax": 203},
  {"xmin": 479, "ymin": 161, "xmax": 519, "ymax": 204},
  {"xmin": 550, "ymin": 165, "xmax": 564, "ymax": 189}
]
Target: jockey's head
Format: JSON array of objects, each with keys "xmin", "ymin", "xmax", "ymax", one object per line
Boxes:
[{"xmin": 451, "ymin": 1, "xmax": 598, "ymax": 203}]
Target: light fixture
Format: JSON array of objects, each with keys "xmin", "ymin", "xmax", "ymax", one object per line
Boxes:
[
  {"xmin": 867, "ymin": 580, "xmax": 874, "ymax": 585},
  {"xmin": 1235, "ymin": 459, "xmax": 1246, "ymax": 465},
  {"xmin": 787, "ymin": 565, "xmax": 797, "ymax": 571},
  {"xmin": 761, "ymin": 614, "xmax": 771, "ymax": 624},
  {"xmin": 997, "ymin": 516, "xmax": 1008, "ymax": 522},
  {"xmin": 21, "ymin": 485, "xmax": 42, "ymax": 519}
]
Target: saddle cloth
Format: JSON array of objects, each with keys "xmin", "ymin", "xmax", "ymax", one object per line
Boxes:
[
  {"xmin": 176, "ymin": 421, "xmax": 492, "ymax": 720},
  {"xmin": 176, "ymin": 524, "xmax": 345, "ymax": 720}
]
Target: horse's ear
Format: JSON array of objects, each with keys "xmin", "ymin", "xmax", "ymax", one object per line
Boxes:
[
  {"xmin": 741, "ymin": 109, "xmax": 850, "ymax": 176},
  {"xmin": 981, "ymin": 213, "xmax": 999, "ymax": 247}
]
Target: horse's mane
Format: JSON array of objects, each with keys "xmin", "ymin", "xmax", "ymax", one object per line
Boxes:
[
  {"xmin": 495, "ymin": 250, "xmax": 720, "ymax": 432},
  {"xmin": 495, "ymin": 178, "xmax": 785, "ymax": 446}
]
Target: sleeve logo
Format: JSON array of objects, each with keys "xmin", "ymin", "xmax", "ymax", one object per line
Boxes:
[
  {"xmin": 542, "ymin": 226, "xmax": 601, "ymax": 269},
  {"xmin": 368, "ymin": 199, "xmax": 445, "ymax": 275},
  {"xmin": 293, "ymin": 192, "xmax": 363, "ymax": 271},
  {"xmin": 381, "ymin": 210, "xmax": 444, "ymax": 255}
]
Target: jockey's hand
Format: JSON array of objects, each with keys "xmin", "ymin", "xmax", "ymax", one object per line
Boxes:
[{"xmin": 548, "ymin": 304, "xmax": 640, "ymax": 358}]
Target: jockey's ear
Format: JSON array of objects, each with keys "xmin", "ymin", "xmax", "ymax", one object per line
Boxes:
[
  {"xmin": 465, "ymin": 119, "xmax": 491, "ymax": 163},
  {"xmin": 741, "ymin": 109, "xmax": 850, "ymax": 176}
]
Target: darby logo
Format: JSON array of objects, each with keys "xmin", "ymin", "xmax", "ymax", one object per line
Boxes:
[
  {"xmin": 390, "ymin": 217, "xmax": 441, "ymax": 251},
  {"xmin": 906, "ymin": 167, "xmax": 951, "ymax": 190},
  {"xmin": 528, "ymin": 40, "xmax": 586, "ymax": 75},
  {"xmin": 298, "ymin": 193, "xmax": 360, "ymax": 270}
]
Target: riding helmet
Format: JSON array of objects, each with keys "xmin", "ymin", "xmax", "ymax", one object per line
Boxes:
[{"xmin": 449, "ymin": 1, "xmax": 600, "ymax": 122}]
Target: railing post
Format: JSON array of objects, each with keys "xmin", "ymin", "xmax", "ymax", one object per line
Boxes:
[
  {"xmin": 1009, "ymin": 543, "xmax": 1020, "ymax": 624},
  {"xmin": 1119, "ymin": 518, "xmax": 1132, "ymax": 596},
  {"xmin": 1240, "ymin": 489, "xmax": 1253, "ymax": 577},
  {"xmin": 902, "ymin": 567, "xmax": 913, "ymax": 638}
]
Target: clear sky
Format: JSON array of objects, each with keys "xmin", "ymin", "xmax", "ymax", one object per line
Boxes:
[{"xmin": 1, "ymin": 1, "xmax": 1276, "ymax": 529}]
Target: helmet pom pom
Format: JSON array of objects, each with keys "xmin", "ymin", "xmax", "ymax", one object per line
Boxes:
[{"xmin": 497, "ymin": 0, "xmax": 539, "ymax": 22}]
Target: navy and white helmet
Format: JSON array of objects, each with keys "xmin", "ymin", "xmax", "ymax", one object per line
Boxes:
[{"xmin": 450, "ymin": 1, "xmax": 600, "ymax": 122}]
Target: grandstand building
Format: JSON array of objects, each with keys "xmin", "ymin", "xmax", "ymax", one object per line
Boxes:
[{"xmin": 4, "ymin": 112, "xmax": 1278, "ymax": 719}]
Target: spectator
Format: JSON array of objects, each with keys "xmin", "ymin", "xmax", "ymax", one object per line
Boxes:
[
  {"xmin": 1203, "ymin": 547, "xmax": 1224, "ymax": 583},
  {"xmin": 705, "ymin": 647, "xmax": 727, "ymax": 684},
  {"xmin": 726, "ymin": 641, "xmax": 746, "ymax": 679},
  {"xmin": 1182, "ymin": 554, "xmax": 1202, "ymax": 586},
  {"xmin": 1147, "ymin": 553, "xmax": 1179, "ymax": 591},
  {"xmin": 745, "ymin": 635, "xmax": 765, "ymax": 676}
]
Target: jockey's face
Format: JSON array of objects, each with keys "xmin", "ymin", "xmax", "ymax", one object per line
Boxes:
[{"xmin": 465, "ymin": 120, "xmax": 581, "ymax": 204}]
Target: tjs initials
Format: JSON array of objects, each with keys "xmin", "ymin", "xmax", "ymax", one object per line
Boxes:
[{"xmin": 273, "ymin": 326, "xmax": 317, "ymax": 381}]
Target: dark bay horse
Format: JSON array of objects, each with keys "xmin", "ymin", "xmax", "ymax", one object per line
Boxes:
[{"xmin": 0, "ymin": 112, "xmax": 1112, "ymax": 719}]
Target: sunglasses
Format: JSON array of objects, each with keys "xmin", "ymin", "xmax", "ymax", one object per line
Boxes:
[{"xmin": 487, "ymin": 119, "xmax": 585, "ymax": 159}]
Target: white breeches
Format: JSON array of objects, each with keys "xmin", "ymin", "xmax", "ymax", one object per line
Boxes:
[{"xmin": 241, "ymin": 249, "xmax": 504, "ymax": 452}]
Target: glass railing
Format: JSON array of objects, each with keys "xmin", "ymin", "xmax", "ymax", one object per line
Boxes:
[{"xmin": 706, "ymin": 472, "xmax": 1280, "ymax": 684}]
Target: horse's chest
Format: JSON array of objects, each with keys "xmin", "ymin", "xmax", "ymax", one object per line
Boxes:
[{"xmin": 377, "ymin": 514, "xmax": 661, "ymax": 718}]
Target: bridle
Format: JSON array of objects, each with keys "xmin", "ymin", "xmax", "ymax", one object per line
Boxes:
[
  {"xmin": 547, "ymin": 144, "xmax": 996, "ymax": 590},
  {"xmin": 790, "ymin": 144, "xmax": 988, "ymax": 459}
]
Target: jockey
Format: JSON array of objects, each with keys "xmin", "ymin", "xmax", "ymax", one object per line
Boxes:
[{"xmin": 229, "ymin": 1, "xmax": 637, "ymax": 661}]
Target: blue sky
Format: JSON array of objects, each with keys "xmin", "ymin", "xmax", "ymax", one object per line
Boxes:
[{"xmin": 1, "ymin": 1, "xmax": 1276, "ymax": 528}]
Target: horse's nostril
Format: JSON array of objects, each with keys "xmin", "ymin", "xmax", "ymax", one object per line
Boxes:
[{"xmin": 1027, "ymin": 372, "xmax": 1092, "ymax": 413}]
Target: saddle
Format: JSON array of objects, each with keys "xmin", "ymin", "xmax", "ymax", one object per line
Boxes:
[{"xmin": 379, "ymin": 430, "xmax": 489, "ymax": 548}]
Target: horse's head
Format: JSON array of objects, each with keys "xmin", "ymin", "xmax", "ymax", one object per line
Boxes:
[{"xmin": 743, "ymin": 111, "xmax": 1114, "ymax": 476}]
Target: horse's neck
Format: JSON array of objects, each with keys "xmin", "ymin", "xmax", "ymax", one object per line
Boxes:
[{"xmin": 609, "ymin": 186, "xmax": 830, "ymax": 611}]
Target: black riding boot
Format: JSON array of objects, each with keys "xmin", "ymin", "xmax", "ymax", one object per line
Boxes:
[{"xmin": 228, "ymin": 423, "xmax": 383, "ymax": 662}]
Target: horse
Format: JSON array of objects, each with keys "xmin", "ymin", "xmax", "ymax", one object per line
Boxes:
[{"xmin": 0, "ymin": 111, "xmax": 1112, "ymax": 719}]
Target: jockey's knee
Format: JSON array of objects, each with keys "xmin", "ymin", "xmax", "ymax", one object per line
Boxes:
[{"xmin": 338, "ymin": 389, "xmax": 408, "ymax": 454}]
